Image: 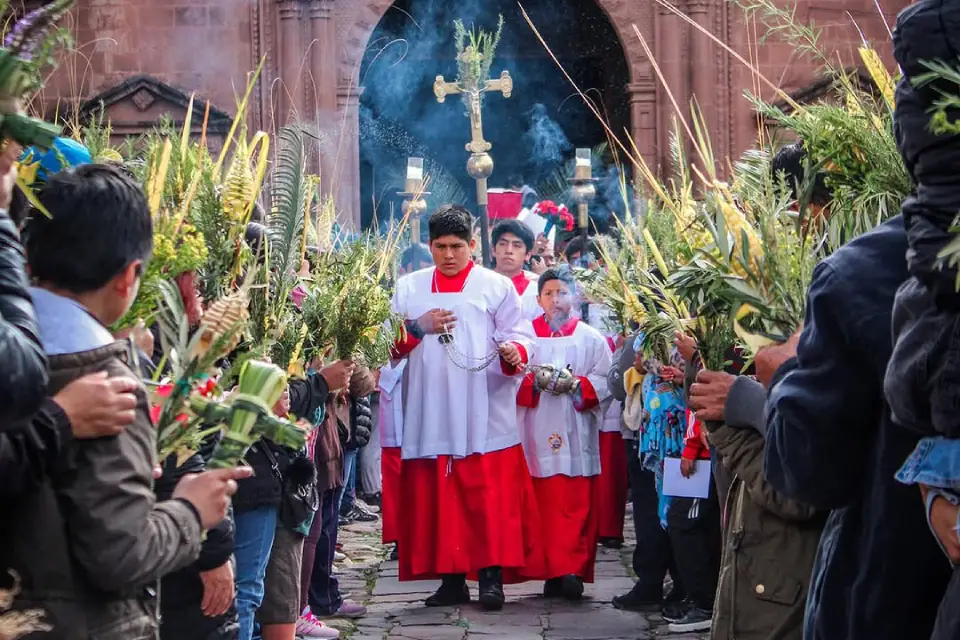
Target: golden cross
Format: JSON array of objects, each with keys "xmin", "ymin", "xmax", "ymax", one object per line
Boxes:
[
  {"xmin": 434, "ymin": 57, "xmax": 513, "ymax": 153},
  {"xmin": 433, "ymin": 45, "xmax": 514, "ymax": 266}
]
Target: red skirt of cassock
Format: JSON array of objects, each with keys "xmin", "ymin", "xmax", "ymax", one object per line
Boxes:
[
  {"xmin": 530, "ymin": 474, "xmax": 599, "ymax": 582},
  {"xmin": 398, "ymin": 444, "xmax": 545, "ymax": 583},
  {"xmin": 381, "ymin": 446, "xmax": 402, "ymax": 544},
  {"xmin": 598, "ymin": 431, "xmax": 628, "ymax": 539}
]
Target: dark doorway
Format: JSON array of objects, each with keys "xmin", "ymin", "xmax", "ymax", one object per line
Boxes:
[{"xmin": 358, "ymin": 0, "xmax": 631, "ymax": 232}]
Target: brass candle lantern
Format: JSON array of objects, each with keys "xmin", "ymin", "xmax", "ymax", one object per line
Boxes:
[
  {"xmin": 568, "ymin": 148, "xmax": 598, "ymax": 262},
  {"xmin": 398, "ymin": 157, "xmax": 430, "ymax": 244},
  {"xmin": 434, "ymin": 46, "xmax": 513, "ymax": 267}
]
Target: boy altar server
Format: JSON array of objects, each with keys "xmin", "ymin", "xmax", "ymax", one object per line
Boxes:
[
  {"xmin": 491, "ymin": 219, "xmax": 540, "ymax": 320},
  {"xmin": 517, "ymin": 268, "xmax": 612, "ymax": 599},
  {"xmin": 390, "ymin": 204, "xmax": 543, "ymax": 611}
]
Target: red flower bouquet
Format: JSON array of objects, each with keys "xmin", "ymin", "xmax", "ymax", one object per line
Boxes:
[{"xmin": 533, "ymin": 200, "xmax": 574, "ymax": 236}]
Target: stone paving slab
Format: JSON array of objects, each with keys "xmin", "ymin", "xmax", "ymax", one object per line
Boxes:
[{"xmin": 331, "ymin": 501, "xmax": 709, "ymax": 640}]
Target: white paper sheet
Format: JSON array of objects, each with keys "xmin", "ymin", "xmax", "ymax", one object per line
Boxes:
[{"xmin": 663, "ymin": 457, "xmax": 712, "ymax": 499}]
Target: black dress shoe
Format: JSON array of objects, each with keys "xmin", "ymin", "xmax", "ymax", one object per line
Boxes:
[
  {"xmin": 425, "ymin": 575, "xmax": 470, "ymax": 607},
  {"xmin": 477, "ymin": 566, "xmax": 505, "ymax": 611},
  {"xmin": 543, "ymin": 577, "xmax": 564, "ymax": 598},
  {"xmin": 599, "ymin": 537, "xmax": 623, "ymax": 549},
  {"xmin": 560, "ymin": 575, "xmax": 584, "ymax": 600},
  {"xmin": 389, "ymin": 544, "xmax": 399, "ymax": 561}
]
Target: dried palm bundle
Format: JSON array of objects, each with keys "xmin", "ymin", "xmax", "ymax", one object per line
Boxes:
[{"xmin": 153, "ymin": 281, "xmax": 249, "ymax": 464}]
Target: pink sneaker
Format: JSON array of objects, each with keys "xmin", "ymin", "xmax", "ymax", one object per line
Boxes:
[
  {"xmin": 297, "ymin": 609, "xmax": 340, "ymax": 639},
  {"xmin": 329, "ymin": 601, "xmax": 367, "ymax": 619}
]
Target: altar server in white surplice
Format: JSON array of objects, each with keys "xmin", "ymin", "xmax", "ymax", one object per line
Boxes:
[
  {"xmin": 516, "ymin": 268, "xmax": 612, "ymax": 600},
  {"xmin": 389, "ymin": 204, "xmax": 544, "ymax": 611}
]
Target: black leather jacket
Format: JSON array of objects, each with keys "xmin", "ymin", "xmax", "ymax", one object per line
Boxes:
[{"xmin": 0, "ymin": 208, "xmax": 47, "ymax": 427}]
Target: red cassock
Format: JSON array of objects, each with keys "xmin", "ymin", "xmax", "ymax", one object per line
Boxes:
[
  {"xmin": 398, "ymin": 446, "xmax": 544, "ymax": 582},
  {"xmin": 380, "ymin": 446, "xmax": 402, "ymax": 544},
  {"xmin": 597, "ymin": 431, "xmax": 628, "ymax": 540},
  {"xmin": 391, "ymin": 263, "xmax": 545, "ymax": 583}
]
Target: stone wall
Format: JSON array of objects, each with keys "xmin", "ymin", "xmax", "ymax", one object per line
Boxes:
[{"xmin": 40, "ymin": 0, "xmax": 908, "ymax": 229}]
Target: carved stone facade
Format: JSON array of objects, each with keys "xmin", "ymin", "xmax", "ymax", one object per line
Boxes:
[{"xmin": 43, "ymin": 0, "xmax": 906, "ymax": 229}]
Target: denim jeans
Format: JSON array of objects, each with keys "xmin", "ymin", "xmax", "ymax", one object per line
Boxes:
[
  {"xmin": 338, "ymin": 449, "xmax": 358, "ymax": 515},
  {"xmin": 234, "ymin": 506, "xmax": 278, "ymax": 640}
]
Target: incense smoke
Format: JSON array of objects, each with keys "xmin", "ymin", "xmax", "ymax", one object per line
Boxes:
[
  {"xmin": 523, "ymin": 103, "xmax": 573, "ymax": 177},
  {"xmin": 357, "ymin": 0, "xmax": 632, "ymax": 231}
]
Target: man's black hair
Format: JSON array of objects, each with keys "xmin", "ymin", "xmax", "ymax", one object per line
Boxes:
[
  {"xmin": 401, "ymin": 243, "xmax": 433, "ymax": 271},
  {"xmin": 24, "ymin": 164, "xmax": 153, "ymax": 294},
  {"xmin": 537, "ymin": 266, "xmax": 576, "ymax": 295},
  {"xmin": 492, "ymin": 219, "xmax": 535, "ymax": 252},
  {"xmin": 250, "ymin": 200, "xmax": 266, "ymax": 224},
  {"xmin": 245, "ymin": 222, "xmax": 266, "ymax": 253},
  {"xmin": 564, "ymin": 235, "xmax": 598, "ymax": 263},
  {"xmin": 428, "ymin": 204, "xmax": 473, "ymax": 243},
  {"xmin": 771, "ymin": 141, "xmax": 831, "ymax": 207}
]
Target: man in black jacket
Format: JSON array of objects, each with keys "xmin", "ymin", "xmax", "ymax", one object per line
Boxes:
[
  {"xmin": 0, "ymin": 148, "xmax": 48, "ymax": 426},
  {"xmin": 763, "ymin": 216, "xmax": 952, "ymax": 640}
]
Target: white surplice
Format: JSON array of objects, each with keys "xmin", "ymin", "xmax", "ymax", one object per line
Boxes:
[
  {"xmin": 378, "ymin": 360, "xmax": 406, "ymax": 448},
  {"xmin": 392, "ymin": 266, "xmax": 535, "ymax": 460},
  {"xmin": 518, "ymin": 321, "xmax": 612, "ymax": 478},
  {"xmin": 519, "ymin": 272, "xmax": 542, "ymax": 321}
]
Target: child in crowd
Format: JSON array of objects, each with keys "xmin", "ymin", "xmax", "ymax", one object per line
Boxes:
[{"xmin": 517, "ymin": 268, "xmax": 611, "ymax": 599}]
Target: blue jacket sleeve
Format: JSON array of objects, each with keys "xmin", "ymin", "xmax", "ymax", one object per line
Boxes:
[{"xmin": 764, "ymin": 261, "xmax": 884, "ymax": 510}]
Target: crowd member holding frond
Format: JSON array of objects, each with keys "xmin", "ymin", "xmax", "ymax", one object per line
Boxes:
[
  {"xmin": 762, "ymin": 160, "xmax": 950, "ymax": 640},
  {"xmin": 0, "ymin": 164, "xmax": 251, "ymax": 639},
  {"xmin": 390, "ymin": 204, "xmax": 541, "ymax": 611}
]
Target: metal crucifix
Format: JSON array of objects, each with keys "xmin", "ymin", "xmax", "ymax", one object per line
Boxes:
[{"xmin": 434, "ymin": 45, "xmax": 513, "ymax": 267}]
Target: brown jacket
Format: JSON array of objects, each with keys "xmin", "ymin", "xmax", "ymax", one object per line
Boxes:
[
  {"xmin": 0, "ymin": 341, "xmax": 202, "ymax": 640},
  {"xmin": 313, "ymin": 366, "xmax": 376, "ymax": 492},
  {"xmin": 709, "ymin": 421, "xmax": 825, "ymax": 640}
]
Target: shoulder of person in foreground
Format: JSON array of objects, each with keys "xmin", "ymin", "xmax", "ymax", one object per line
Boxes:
[
  {"xmin": 0, "ymin": 208, "xmax": 48, "ymax": 427},
  {"xmin": 764, "ymin": 216, "xmax": 907, "ymax": 511},
  {"xmin": 711, "ymin": 420, "xmax": 819, "ymax": 522},
  {"xmin": 58, "ymin": 355, "xmax": 202, "ymax": 592},
  {"xmin": 0, "ymin": 399, "xmax": 72, "ymax": 498}
]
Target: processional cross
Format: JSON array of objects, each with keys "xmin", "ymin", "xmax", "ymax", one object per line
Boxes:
[{"xmin": 434, "ymin": 45, "xmax": 513, "ymax": 267}]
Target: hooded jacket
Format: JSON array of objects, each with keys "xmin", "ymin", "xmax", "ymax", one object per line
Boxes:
[
  {"xmin": 0, "ymin": 289, "xmax": 202, "ymax": 640},
  {"xmin": 885, "ymin": 0, "xmax": 960, "ymax": 442},
  {"xmin": 710, "ymin": 377, "xmax": 824, "ymax": 640},
  {"xmin": 765, "ymin": 217, "xmax": 952, "ymax": 640}
]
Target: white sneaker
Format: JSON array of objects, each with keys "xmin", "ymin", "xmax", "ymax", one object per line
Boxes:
[
  {"xmin": 334, "ymin": 551, "xmax": 346, "ymax": 562},
  {"xmin": 297, "ymin": 608, "xmax": 340, "ymax": 639}
]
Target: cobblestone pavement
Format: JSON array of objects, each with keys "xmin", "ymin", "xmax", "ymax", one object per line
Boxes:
[{"xmin": 323, "ymin": 505, "xmax": 708, "ymax": 640}]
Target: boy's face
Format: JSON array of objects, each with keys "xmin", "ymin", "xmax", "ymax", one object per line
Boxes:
[
  {"xmin": 492, "ymin": 232, "xmax": 531, "ymax": 275},
  {"xmin": 430, "ymin": 235, "xmax": 474, "ymax": 277},
  {"xmin": 538, "ymin": 279, "xmax": 573, "ymax": 325},
  {"xmin": 104, "ymin": 260, "xmax": 144, "ymax": 326}
]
